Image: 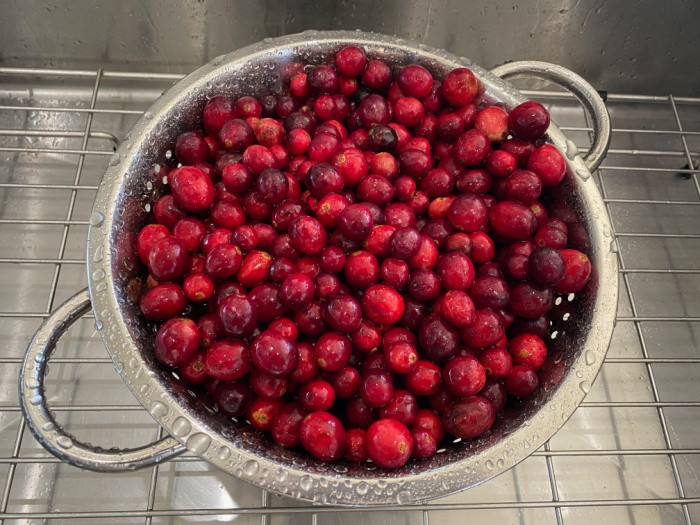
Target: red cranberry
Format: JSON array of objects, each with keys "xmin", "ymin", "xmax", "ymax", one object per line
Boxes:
[
  {"xmin": 350, "ymin": 319, "xmax": 381, "ymax": 354},
  {"xmin": 442, "ymin": 355, "xmax": 486, "ymax": 397},
  {"xmin": 333, "ymin": 148, "xmax": 369, "ymax": 187},
  {"xmin": 298, "ymin": 379, "xmax": 336, "ymax": 412},
  {"xmin": 380, "ymin": 258, "xmax": 410, "ymax": 289},
  {"xmin": 314, "ymin": 272, "xmax": 341, "ymax": 300},
  {"xmin": 528, "ymin": 247, "xmax": 566, "ymax": 286},
  {"xmin": 219, "ymin": 119, "xmax": 254, "ymax": 152},
  {"xmin": 140, "ymin": 284, "xmax": 186, "ymax": 320},
  {"xmin": 445, "ymin": 232, "xmax": 473, "ymax": 254},
  {"xmin": 407, "ymin": 234, "xmax": 439, "ymax": 270},
  {"xmin": 332, "ymin": 366, "xmax": 361, "ymax": 399},
  {"xmin": 288, "ymin": 215, "xmax": 327, "ymax": 255},
  {"xmin": 175, "ymin": 132, "xmax": 209, "ymax": 164},
  {"xmin": 300, "ymin": 411, "xmax": 346, "ymax": 462},
  {"xmin": 183, "ymin": 272, "xmax": 215, "ymax": 302},
  {"xmin": 379, "ymin": 389, "xmax": 418, "ymax": 426},
  {"xmin": 485, "ymin": 150, "xmax": 517, "ymax": 179},
  {"xmin": 203, "ymin": 96, "xmax": 236, "ymax": 136},
  {"xmin": 480, "ymin": 379, "xmax": 507, "ymax": 412},
  {"xmin": 411, "ymin": 430, "xmax": 437, "ymax": 460},
  {"xmin": 555, "ymin": 249, "xmax": 592, "ymax": 293},
  {"xmin": 205, "ymin": 243, "xmax": 242, "ymax": 280},
  {"xmin": 510, "ymin": 282, "xmax": 554, "ymax": 319},
  {"xmin": 436, "ymin": 251, "xmax": 475, "ymax": 291},
  {"xmin": 503, "ymin": 169, "xmax": 542, "ymax": 205},
  {"xmin": 469, "ymin": 276, "xmax": 510, "ymax": 310},
  {"xmin": 469, "ymin": 231, "xmax": 495, "ymax": 264},
  {"xmin": 360, "ymin": 370, "xmax": 394, "ymax": 408},
  {"xmin": 509, "ymin": 101, "xmax": 550, "ymax": 141},
  {"xmin": 509, "ymin": 333, "xmax": 548, "ymax": 370},
  {"xmin": 213, "ymin": 381, "xmax": 253, "ymax": 418},
  {"xmin": 249, "ymin": 282, "xmax": 286, "ymax": 322},
  {"xmin": 442, "ymin": 68, "xmax": 478, "ymax": 107},
  {"xmin": 366, "ymin": 418, "xmax": 413, "ymax": 469},
  {"xmin": 154, "ymin": 318, "xmax": 200, "ymax": 367},
  {"xmin": 335, "ymin": 45, "xmax": 367, "ymax": 77},
  {"xmin": 268, "ymin": 317, "xmax": 299, "ymax": 341},
  {"xmin": 455, "ymin": 129, "xmax": 491, "ymax": 167},
  {"xmin": 314, "ymin": 331, "xmax": 353, "ymax": 372},
  {"xmin": 358, "ymin": 94, "xmax": 390, "ymax": 128},
  {"xmin": 172, "ymin": 217, "xmax": 206, "ymax": 253},
  {"xmin": 460, "ymin": 309, "xmax": 504, "ymax": 349},
  {"xmin": 447, "ymin": 193, "xmax": 488, "ymax": 232},
  {"xmin": 527, "ymin": 144, "xmax": 566, "ymax": 186},
  {"xmin": 247, "ymin": 398, "xmax": 284, "ymax": 432},
  {"xmin": 346, "ymin": 396, "xmax": 376, "ymax": 429},
  {"xmin": 505, "ymin": 365, "xmax": 539, "ymax": 398},
  {"xmin": 221, "ymin": 163, "xmax": 253, "ymax": 194},
  {"xmin": 250, "ymin": 331, "xmax": 298, "ymax": 377},
  {"xmin": 236, "ymin": 96, "xmax": 262, "ymax": 118},
  {"xmin": 435, "ymin": 290, "xmax": 476, "ymax": 329},
  {"xmin": 479, "ymin": 347, "xmax": 513, "ymax": 379},
  {"xmin": 418, "ymin": 315, "xmax": 459, "ymax": 363},
  {"xmin": 344, "ymin": 250, "xmax": 380, "ymax": 290},
  {"xmin": 217, "ymin": 294, "xmax": 258, "ymax": 337},
  {"xmin": 210, "ymin": 201, "xmax": 245, "ymax": 230},
  {"xmin": 170, "ymin": 166, "xmax": 215, "ymax": 213},
  {"xmin": 319, "ymin": 245, "xmax": 346, "ymax": 272},
  {"xmin": 397, "ymin": 64, "xmax": 433, "ymax": 98},
  {"xmin": 308, "ymin": 65, "xmax": 339, "ymax": 95},
  {"xmin": 384, "ymin": 341, "xmax": 419, "ymax": 374},
  {"xmin": 361, "ymin": 60, "xmax": 392, "ymax": 91},
  {"xmin": 407, "ymin": 269, "xmax": 441, "ymax": 302},
  {"xmin": 359, "ymin": 284, "xmax": 404, "ymax": 326},
  {"xmin": 136, "ymin": 224, "xmax": 171, "ymax": 266},
  {"xmin": 338, "ymin": 204, "xmax": 374, "ymax": 241},
  {"xmin": 290, "ymin": 342, "xmax": 319, "ymax": 383},
  {"xmin": 271, "ymin": 402, "xmax": 306, "ymax": 447},
  {"xmin": 489, "ymin": 200, "xmax": 538, "ymax": 241},
  {"xmin": 345, "ymin": 428, "xmax": 368, "ymax": 462},
  {"xmin": 204, "ymin": 339, "xmax": 250, "ymax": 381},
  {"xmin": 394, "ymin": 97, "xmax": 425, "ymax": 127},
  {"xmin": 242, "ymin": 145, "xmax": 277, "ymax": 175},
  {"xmin": 442, "ymin": 396, "xmax": 495, "ymax": 439},
  {"xmin": 475, "ymin": 106, "xmax": 509, "ymax": 142},
  {"xmin": 181, "ymin": 353, "xmax": 207, "ymax": 384}
]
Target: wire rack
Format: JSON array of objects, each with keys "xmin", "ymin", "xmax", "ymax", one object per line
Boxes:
[{"xmin": 0, "ymin": 67, "xmax": 698, "ymax": 525}]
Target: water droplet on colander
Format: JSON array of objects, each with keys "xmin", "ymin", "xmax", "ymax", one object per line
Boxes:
[
  {"xmin": 241, "ymin": 459, "xmax": 258, "ymax": 477},
  {"xmin": 162, "ymin": 175, "xmax": 168, "ymax": 185},
  {"xmin": 154, "ymin": 164, "xmax": 161, "ymax": 174},
  {"xmin": 150, "ymin": 401, "xmax": 168, "ymax": 418},
  {"xmin": 396, "ymin": 490, "xmax": 412, "ymax": 504},
  {"xmin": 585, "ymin": 351, "xmax": 596, "ymax": 365},
  {"xmin": 356, "ymin": 482, "xmax": 370, "ymax": 496},
  {"xmin": 143, "ymin": 111, "xmax": 154, "ymax": 120},
  {"xmin": 109, "ymin": 152, "xmax": 121, "ymax": 166},
  {"xmin": 25, "ymin": 378, "xmax": 39, "ymax": 389},
  {"xmin": 89, "ymin": 212, "xmax": 104, "ymax": 227},
  {"xmin": 263, "ymin": 37, "xmax": 273, "ymax": 43},
  {"xmin": 575, "ymin": 168, "xmax": 591, "ymax": 181},
  {"xmin": 275, "ymin": 468, "xmax": 288, "ymax": 482},
  {"xmin": 377, "ymin": 479, "xmax": 387, "ymax": 489},
  {"xmin": 217, "ymin": 446, "xmax": 231, "ymax": 461},
  {"xmin": 565, "ymin": 140, "xmax": 579, "ymax": 160},
  {"xmin": 30, "ymin": 394, "xmax": 42, "ymax": 405},
  {"xmin": 42, "ymin": 421, "xmax": 55, "ymax": 432},
  {"xmin": 171, "ymin": 417, "xmax": 191, "ymax": 437},
  {"xmin": 56, "ymin": 436, "xmax": 73, "ymax": 449},
  {"xmin": 165, "ymin": 150, "xmax": 173, "ymax": 159},
  {"xmin": 139, "ymin": 384, "xmax": 150, "ymax": 394},
  {"xmin": 485, "ymin": 459, "xmax": 495, "ymax": 471},
  {"xmin": 95, "ymin": 282, "xmax": 107, "ymax": 292},
  {"xmin": 497, "ymin": 458, "xmax": 505, "ymax": 468},
  {"xmin": 187, "ymin": 433, "xmax": 212, "ymax": 454},
  {"xmin": 299, "ymin": 475, "xmax": 313, "ymax": 491},
  {"xmin": 579, "ymin": 380, "xmax": 592, "ymax": 393}
]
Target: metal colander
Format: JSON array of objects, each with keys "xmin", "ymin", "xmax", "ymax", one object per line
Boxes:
[{"xmin": 19, "ymin": 31, "xmax": 617, "ymax": 505}]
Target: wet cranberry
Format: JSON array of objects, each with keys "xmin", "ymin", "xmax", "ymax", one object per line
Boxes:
[
  {"xmin": 300, "ymin": 411, "xmax": 346, "ymax": 462},
  {"xmin": 295, "ymin": 300, "xmax": 326, "ymax": 336},
  {"xmin": 154, "ymin": 318, "xmax": 200, "ymax": 367},
  {"xmin": 215, "ymin": 153, "xmax": 244, "ymax": 176},
  {"xmin": 407, "ymin": 234, "xmax": 439, "ymax": 270},
  {"xmin": 379, "ymin": 390, "xmax": 418, "ymax": 426},
  {"xmin": 384, "ymin": 341, "xmax": 419, "ymax": 374},
  {"xmin": 393, "ymin": 97, "xmax": 424, "ymax": 127},
  {"xmin": 175, "ymin": 132, "xmax": 210, "ymax": 165},
  {"xmin": 250, "ymin": 331, "xmax": 298, "ymax": 377},
  {"xmin": 527, "ymin": 144, "xmax": 566, "ymax": 186},
  {"xmin": 442, "ymin": 68, "xmax": 478, "ymax": 107},
  {"xmin": 242, "ymin": 144, "xmax": 277, "ymax": 175},
  {"xmin": 397, "ymin": 148, "xmax": 432, "ymax": 180},
  {"xmin": 249, "ymin": 282, "xmax": 286, "ymax": 322},
  {"xmin": 204, "ymin": 339, "xmax": 250, "ymax": 381},
  {"xmin": 217, "ymin": 294, "xmax": 258, "ymax": 337},
  {"xmin": 170, "ymin": 166, "xmax": 215, "ymax": 213},
  {"xmin": 247, "ymin": 398, "xmax": 284, "ymax": 432},
  {"xmin": 489, "ymin": 200, "xmax": 538, "ymax": 241},
  {"xmin": 360, "ymin": 284, "xmax": 405, "ymax": 326},
  {"xmin": 314, "ymin": 331, "xmax": 353, "ymax": 372},
  {"xmin": 271, "ymin": 402, "xmax": 306, "ymax": 447},
  {"xmin": 336, "ymin": 204, "xmax": 373, "ymax": 241},
  {"xmin": 349, "ymin": 320, "xmax": 380, "ymax": 355},
  {"xmin": 455, "ymin": 129, "xmax": 491, "ymax": 167},
  {"xmin": 505, "ymin": 365, "xmax": 539, "ymax": 398},
  {"xmin": 268, "ymin": 317, "xmax": 299, "ymax": 341},
  {"xmin": 411, "ymin": 430, "xmax": 437, "ymax": 460},
  {"xmin": 445, "ymin": 232, "xmax": 473, "ymax": 255},
  {"xmin": 344, "ymin": 250, "xmax": 380, "ymax": 289},
  {"xmin": 279, "ymin": 273, "xmax": 314, "ymax": 310},
  {"xmin": 469, "ymin": 276, "xmax": 510, "ymax": 310},
  {"xmin": 298, "ymin": 379, "xmax": 336, "ymax": 412},
  {"xmin": 361, "ymin": 59, "xmax": 392, "ymax": 91},
  {"xmin": 435, "ymin": 290, "xmax": 475, "ymax": 329},
  {"xmin": 318, "ymin": 246, "xmax": 344, "ymax": 273},
  {"xmin": 137, "ymin": 224, "xmax": 170, "ymax": 265},
  {"xmin": 366, "ymin": 418, "xmax": 412, "ymax": 468},
  {"xmin": 436, "ymin": 251, "xmax": 475, "ymax": 291},
  {"xmin": 213, "ymin": 381, "xmax": 253, "ymax": 418},
  {"xmin": 383, "ymin": 203, "xmax": 415, "ymax": 229},
  {"xmin": 219, "ymin": 119, "xmax": 254, "ymax": 152},
  {"xmin": 345, "ymin": 428, "xmax": 368, "ymax": 462},
  {"xmin": 221, "ymin": 163, "xmax": 253, "ymax": 194},
  {"xmin": 289, "ymin": 215, "xmax": 327, "ymax": 255},
  {"xmin": 460, "ymin": 309, "xmax": 504, "ymax": 349},
  {"xmin": 479, "ymin": 347, "xmax": 513, "ymax": 379},
  {"xmin": 172, "ymin": 218, "xmax": 206, "ymax": 253},
  {"xmin": 181, "ymin": 353, "xmax": 207, "ymax": 384},
  {"xmin": 203, "ymin": 96, "xmax": 236, "ymax": 136},
  {"xmin": 469, "ymin": 231, "xmax": 495, "ymax": 264},
  {"xmin": 183, "ymin": 272, "xmax": 215, "ymax": 302},
  {"xmin": 140, "ymin": 284, "xmax": 186, "ymax": 320},
  {"xmin": 359, "ymin": 370, "xmax": 394, "ymax": 408},
  {"xmin": 331, "ymin": 366, "xmax": 360, "ymax": 398},
  {"xmin": 395, "ymin": 64, "xmax": 433, "ymax": 99},
  {"xmin": 205, "ymin": 243, "xmax": 242, "ymax": 281},
  {"xmin": 346, "ymin": 396, "xmax": 376, "ymax": 429},
  {"xmin": 287, "ymin": 342, "xmax": 317, "ymax": 384},
  {"xmin": 485, "ymin": 150, "xmax": 517, "ymax": 179},
  {"xmin": 250, "ymin": 369, "xmax": 287, "ymax": 398},
  {"xmin": 509, "ymin": 333, "xmax": 547, "ymax": 370},
  {"xmin": 380, "ymin": 258, "xmax": 410, "ymax": 289},
  {"xmin": 418, "ymin": 314, "xmax": 459, "ymax": 363},
  {"xmin": 442, "ymin": 396, "xmax": 495, "ymax": 439},
  {"xmin": 334, "ymin": 45, "xmax": 367, "ymax": 77},
  {"xmin": 443, "ymin": 355, "xmax": 486, "ymax": 397},
  {"xmin": 236, "ymin": 250, "xmax": 273, "ymax": 287},
  {"xmin": 509, "ymin": 101, "xmax": 550, "ymax": 141},
  {"xmin": 475, "ymin": 106, "xmax": 509, "ymax": 142},
  {"xmin": 307, "ymin": 65, "xmax": 339, "ymax": 95},
  {"xmin": 528, "ymin": 247, "xmax": 566, "ymax": 286},
  {"xmin": 510, "ymin": 282, "xmax": 554, "ymax": 319},
  {"xmin": 503, "ymin": 169, "xmax": 542, "ymax": 205},
  {"xmin": 236, "ymin": 96, "xmax": 262, "ymax": 118},
  {"xmin": 447, "ymin": 193, "xmax": 488, "ymax": 232},
  {"xmin": 407, "ymin": 269, "xmax": 440, "ymax": 302},
  {"xmin": 555, "ymin": 249, "xmax": 592, "ymax": 293}
]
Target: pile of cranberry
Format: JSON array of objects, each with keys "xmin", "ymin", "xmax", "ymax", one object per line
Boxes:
[{"xmin": 134, "ymin": 45, "xmax": 592, "ymax": 469}]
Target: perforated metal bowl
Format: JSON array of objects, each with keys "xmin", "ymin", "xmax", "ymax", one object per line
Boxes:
[{"xmin": 20, "ymin": 31, "xmax": 617, "ymax": 505}]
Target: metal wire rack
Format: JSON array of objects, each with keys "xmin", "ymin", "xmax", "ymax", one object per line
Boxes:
[{"xmin": 0, "ymin": 67, "xmax": 698, "ymax": 525}]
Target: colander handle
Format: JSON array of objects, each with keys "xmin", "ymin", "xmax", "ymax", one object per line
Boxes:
[
  {"xmin": 491, "ymin": 60, "xmax": 611, "ymax": 172},
  {"xmin": 19, "ymin": 288, "xmax": 186, "ymax": 472}
]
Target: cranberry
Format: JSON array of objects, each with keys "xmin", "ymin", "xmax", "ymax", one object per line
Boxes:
[
  {"xmin": 396, "ymin": 64, "xmax": 433, "ymax": 99},
  {"xmin": 345, "ymin": 428, "xmax": 368, "ymax": 462},
  {"xmin": 359, "ymin": 370, "xmax": 394, "ymax": 408},
  {"xmin": 307, "ymin": 65, "xmax": 339, "ymax": 95},
  {"xmin": 509, "ymin": 101, "xmax": 550, "ymax": 141},
  {"xmin": 366, "ymin": 419, "xmax": 413, "ymax": 469},
  {"xmin": 204, "ymin": 339, "xmax": 250, "ymax": 381},
  {"xmin": 379, "ymin": 258, "xmax": 409, "ymax": 289},
  {"xmin": 334, "ymin": 45, "xmax": 367, "ymax": 77},
  {"xmin": 358, "ymin": 94, "xmax": 390, "ymax": 128},
  {"xmin": 357, "ymin": 174, "xmax": 395, "ymax": 206},
  {"xmin": 528, "ymin": 247, "xmax": 566, "ymax": 286},
  {"xmin": 290, "ymin": 342, "xmax": 319, "ymax": 384},
  {"xmin": 346, "ymin": 396, "xmax": 376, "ymax": 429},
  {"xmin": 454, "ymin": 129, "xmax": 491, "ymax": 167},
  {"xmin": 203, "ymin": 96, "xmax": 236, "ymax": 136},
  {"xmin": 509, "ymin": 333, "xmax": 547, "ymax": 370},
  {"xmin": 442, "ymin": 396, "xmax": 495, "ymax": 440},
  {"xmin": 333, "ymin": 148, "xmax": 369, "ymax": 187},
  {"xmin": 397, "ymin": 148, "xmax": 432, "ymax": 180},
  {"xmin": 338, "ymin": 204, "xmax": 374, "ymax": 241},
  {"xmin": 249, "ymin": 283, "xmax": 286, "ymax": 322},
  {"xmin": 485, "ymin": 150, "xmax": 517, "ymax": 179},
  {"xmin": 298, "ymin": 379, "xmax": 336, "ymax": 412},
  {"xmin": 217, "ymin": 294, "xmax": 258, "ymax": 337},
  {"xmin": 460, "ymin": 309, "xmax": 504, "ymax": 349},
  {"xmin": 169, "ymin": 166, "xmax": 215, "ymax": 213},
  {"xmin": 349, "ymin": 320, "xmax": 380, "ymax": 354},
  {"xmin": 332, "ymin": 366, "xmax": 361, "ymax": 398},
  {"xmin": 442, "ymin": 68, "xmax": 478, "ymax": 107},
  {"xmin": 289, "ymin": 215, "xmax": 327, "ymax": 255},
  {"xmin": 213, "ymin": 381, "xmax": 253, "ymax": 418},
  {"xmin": 221, "ymin": 163, "xmax": 253, "ymax": 194},
  {"xmin": 407, "ymin": 234, "xmax": 439, "ymax": 270},
  {"xmin": 268, "ymin": 317, "xmax": 298, "ymax": 341},
  {"xmin": 242, "ymin": 145, "xmax": 277, "ymax": 175},
  {"xmin": 475, "ymin": 106, "xmax": 509, "ymax": 143},
  {"xmin": 447, "ymin": 193, "xmax": 488, "ymax": 232},
  {"xmin": 510, "ymin": 282, "xmax": 554, "ymax": 318},
  {"xmin": 411, "ymin": 430, "xmax": 437, "ymax": 460},
  {"xmin": 555, "ymin": 249, "xmax": 592, "ymax": 293},
  {"xmin": 479, "ymin": 347, "xmax": 513, "ymax": 379},
  {"xmin": 469, "ymin": 276, "xmax": 510, "ymax": 310},
  {"xmin": 407, "ymin": 269, "xmax": 440, "ymax": 302},
  {"xmin": 384, "ymin": 341, "xmax": 419, "ymax": 374},
  {"xmin": 379, "ymin": 389, "xmax": 418, "ymax": 426},
  {"xmin": 358, "ymin": 284, "xmax": 404, "ymax": 326},
  {"xmin": 140, "ymin": 284, "xmax": 186, "ymax": 320},
  {"xmin": 527, "ymin": 144, "xmax": 566, "ymax": 186},
  {"xmin": 250, "ymin": 331, "xmax": 298, "ymax": 377},
  {"xmin": 442, "ymin": 355, "xmax": 486, "ymax": 397},
  {"xmin": 445, "ymin": 232, "xmax": 473, "ymax": 255},
  {"xmin": 235, "ymin": 250, "xmax": 272, "ymax": 287},
  {"xmin": 300, "ymin": 411, "xmax": 346, "ymax": 462},
  {"xmin": 436, "ymin": 251, "xmax": 475, "ymax": 291},
  {"xmin": 361, "ymin": 60, "xmax": 392, "ymax": 91},
  {"xmin": 154, "ymin": 318, "xmax": 200, "ymax": 367},
  {"xmin": 416, "ymin": 314, "xmax": 458, "ymax": 363},
  {"xmin": 181, "ymin": 353, "xmax": 207, "ymax": 384},
  {"xmin": 469, "ymin": 231, "xmax": 495, "ymax": 264},
  {"xmin": 183, "ymin": 272, "xmax": 215, "ymax": 302},
  {"xmin": 489, "ymin": 200, "xmax": 538, "ymax": 241},
  {"xmin": 344, "ymin": 250, "xmax": 380, "ymax": 290},
  {"xmin": 279, "ymin": 273, "xmax": 314, "ymax": 310},
  {"xmin": 219, "ymin": 119, "xmax": 254, "ymax": 152},
  {"xmin": 505, "ymin": 365, "xmax": 539, "ymax": 398},
  {"xmin": 205, "ymin": 243, "xmax": 242, "ymax": 281},
  {"xmin": 236, "ymin": 96, "xmax": 262, "ymax": 118},
  {"xmin": 248, "ymin": 398, "xmax": 284, "ymax": 432},
  {"xmin": 295, "ymin": 300, "xmax": 326, "ymax": 336},
  {"xmin": 394, "ymin": 97, "xmax": 425, "ymax": 127},
  {"xmin": 314, "ymin": 331, "xmax": 353, "ymax": 372},
  {"xmin": 271, "ymin": 402, "xmax": 306, "ymax": 447}
]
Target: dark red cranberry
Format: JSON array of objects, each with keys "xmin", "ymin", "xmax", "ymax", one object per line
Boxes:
[
  {"xmin": 203, "ymin": 96, "xmax": 236, "ymax": 136},
  {"xmin": 298, "ymin": 379, "xmax": 336, "ymax": 412},
  {"xmin": 509, "ymin": 101, "xmax": 550, "ymax": 141},
  {"xmin": 212, "ymin": 282, "xmax": 245, "ymax": 308},
  {"xmin": 528, "ymin": 247, "xmax": 566, "ymax": 286},
  {"xmin": 205, "ymin": 243, "xmax": 242, "ymax": 281},
  {"xmin": 170, "ymin": 166, "xmax": 215, "ymax": 213},
  {"xmin": 218, "ymin": 119, "xmax": 254, "ymax": 152},
  {"xmin": 446, "ymin": 193, "xmax": 488, "ymax": 232},
  {"xmin": 271, "ymin": 402, "xmax": 306, "ymax": 447},
  {"xmin": 555, "ymin": 249, "xmax": 592, "ymax": 293},
  {"xmin": 469, "ymin": 276, "xmax": 511, "ymax": 310},
  {"xmin": 314, "ymin": 331, "xmax": 353, "ymax": 372},
  {"xmin": 334, "ymin": 45, "xmax": 367, "ymax": 77},
  {"xmin": 331, "ymin": 366, "xmax": 360, "ymax": 399},
  {"xmin": 407, "ymin": 269, "xmax": 440, "ymax": 302},
  {"xmin": 442, "ymin": 355, "xmax": 486, "ymax": 397},
  {"xmin": 479, "ymin": 347, "xmax": 513, "ymax": 379},
  {"xmin": 314, "ymin": 272, "xmax": 340, "ymax": 300},
  {"xmin": 379, "ymin": 258, "xmax": 409, "ymax": 289},
  {"xmin": 360, "ymin": 370, "xmax": 394, "ymax": 408},
  {"xmin": 361, "ymin": 59, "xmax": 392, "ymax": 91},
  {"xmin": 204, "ymin": 339, "xmax": 250, "ymax": 381},
  {"xmin": 442, "ymin": 396, "xmax": 495, "ymax": 439},
  {"xmin": 289, "ymin": 342, "xmax": 318, "ymax": 384},
  {"xmin": 442, "ymin": 68, "xmax": 478, "ymax": 107},
  {"xmin": 213, "ymin": 381, "xmax": 253, "ymax": 418},
  {"xmin": 366, "ymin": 124, "xmax": 398, "ymax": 153},
  {"xmin": 319, "ymin": 245, "xmax": 346, "ymax": 272},
  {"xmin": 346, "ymin": 396, "xmax": 376, "ymax": 429},
  {"xmin": 418, "ymin": 314, "xmax": 459, "ymax": 363},
  {"xmin": 248, "ymin": 282, "xmax": 285, "ymax": 322},
  {"xmin": 489, "ymin": 200, "xmax": 538, "ymax": 241},
  {"xmin": 338, "ymin": 204, "xmax": 374, "ymax": 241},
  {"xmin": 221, "ymin": 163, "xmax": 253, "ymax": 194},
  {"xmin": 146, "ymin": 237, "xmax": 188, "ymax": 282},
  {"xmin": 420, "ymin": 168, "xmax": 454, "ymax": 198},
  {"xmin": 387, "ymin": 227, "xmax": 419, "ymax": 259},
  {"xmin": 232, "ymin": 225, "xmax": 259, "ymax": 253},
  {"xmin": 268, "ymin": 317, "xmax": 299, "ymax": 341},
  {"xmin": 505, "ymin": 365, "xmax": 539, "ymax": 398},
  {"xmin": 503, "ymin": 169, "xmax": 542, "ymax": 205},
  {"xmin": 460, "ymin": 309, "xmax": 504, "ymax": 349},
  {"xmin": 436, "ymin": 251, "xmax": 475, "ymax": 291},
  {"xmin": 279, "ymin": 273, "xmax": 314, "ymax": 310},
  {"xmin": 445, "ymin": 232, "xmax": 473, "ymax": 255},
  {"xmin": 485, "ymin": 150, "xmax": 517, "ymax": 179},
  {"xmin": 140, "ymin": 283, "xmax": 186, "ymax": 321},
  {"xmin": 357, "ymin": 94, "xmax": 390, "ymax": 128},
  {"xmin": 397, "ymin": 148, "xmax": 432, "ymax": 180},
  {"xmin": 217, "ymin": 294, "xmax": 258, "ymax": 337},
  {"xmin": 480, "ymin": 380, "xmax": 507, "ymax": 412},
  {"xmin": 154, "ymin": 318, "xmax": 200, "ymax": 367},
  {"xmin": 437, "ymin": 112, "xmax": 465, "ymax": 142},
  {"xmin": 196, "ymin": 314, "xmax": 219, "ymax": 349},
  {"xmin": 136, "ymin": 224, "xmax": 170, "ymax": 265},
  {"xmin": 307, "ymin": 65, "xmax": 339, "ymax": 95},
  {"xmin": 379, "ymin": 390, "xmax": 418, "ymax": 426},
  {"xmin": 175, "ymin": 131, "xmax": 210, "ymax": 164},
  {"xmin": 288, "ymin": 215, "xmax": 327, "ymax": 255},
  {"xmin": 509, "ymin": 282, "xmax": 554, "ymax": 319}
]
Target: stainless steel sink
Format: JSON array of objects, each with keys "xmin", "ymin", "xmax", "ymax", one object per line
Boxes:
[{"xmin": 1, "ymin": 1, "xmax": 699, "ymax": 523}]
